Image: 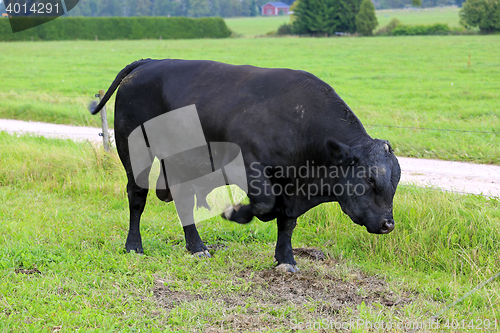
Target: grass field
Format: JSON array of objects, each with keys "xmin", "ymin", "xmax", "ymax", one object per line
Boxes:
[
  {"xmin": 225, "ymin": 15, "xmax": 291, "ymax": 37},
  {"xmin": 376, "ymin": 7, "xmax": 461, "ymax": 29},
  {"xmin": 1, "ymin": 36, "xmax": 499, "ymax": 164},
  {"xmin": 224, "ymin": 7, "xmax": 462, "ymax": 37},
  {"xmin": 0, "ymin": 133, "xmax": 499, "ymax": 331}
]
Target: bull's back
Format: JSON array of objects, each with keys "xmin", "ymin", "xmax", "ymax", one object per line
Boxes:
[
  {"xmin": 113, "ymin": 59, "xmax": 366, "ymax": 168},
  {"xmin": 115, "ymin": 59, "xmax": 327, "ymax": 150}
]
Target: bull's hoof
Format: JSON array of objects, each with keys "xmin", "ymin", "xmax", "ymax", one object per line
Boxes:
[
  {"xmin": 193, "ymin": 250, "xmax": 211, "ymax": 258},
  {"xmin": 125, "ymin": 243, "xmax": 144, "ymax": 254},
  {"xmin": 221, "ymin": 204, "xmax": 242, "ymax": 220},
  {"xmin": 276, "ymin": 263, "xmax": 299, "ymax": 273}
]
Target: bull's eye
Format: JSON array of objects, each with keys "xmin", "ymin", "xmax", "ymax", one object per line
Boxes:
[{"xmin": 366, "ymin": 177, "xmax": 375, "ymax": 186}]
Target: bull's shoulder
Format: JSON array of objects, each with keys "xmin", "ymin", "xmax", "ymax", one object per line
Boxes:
[{"xmin": 293, "ymin": 70, "xmax": 333, "ymax": 89}]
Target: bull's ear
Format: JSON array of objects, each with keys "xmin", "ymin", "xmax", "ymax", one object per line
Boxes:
[{"xmin": 326, "ymin": 138, "xmax": 352, "ymax": 165}]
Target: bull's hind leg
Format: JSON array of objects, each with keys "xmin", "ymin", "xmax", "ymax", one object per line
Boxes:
[
  {"xmin": 124, "ymin": 168, "xmax": 150, "ymax": 254},
  {"xmin": 116, "ymin": 131, "xmax": 151, "ymax": 254}
]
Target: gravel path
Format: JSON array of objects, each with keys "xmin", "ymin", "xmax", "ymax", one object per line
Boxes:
[{"xmin": 1, "ymin": 118, "xmax": 499, "ymax": 197}]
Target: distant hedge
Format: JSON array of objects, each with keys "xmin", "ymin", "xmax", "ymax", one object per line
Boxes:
[
  {"xmin": 391, "ymin": 23, "xmax": 450, "ymax": 36},
  {"xmin": 0, "ymin": 17, "xmax": 231, "ymax": 41}
]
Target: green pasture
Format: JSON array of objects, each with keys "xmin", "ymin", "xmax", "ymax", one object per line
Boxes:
[
  {"xmin": 225, "ymin": 15, "xmax": 291, "ymax": 37},
  {"xmin": 1, "ymin": 36, "xmax": 499, "ymax": 164},
  {"xmin": 0, "ymin": 133, "xmax": 499, "ymax": 331},
  {"xmin": 376, "ymin": 7, "xmax": 461, "ymax": 29}
]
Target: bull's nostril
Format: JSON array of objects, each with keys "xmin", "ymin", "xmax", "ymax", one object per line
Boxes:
[{"xmin": 381, "ymin": 220, "xmax": 395, "ymax": 234}]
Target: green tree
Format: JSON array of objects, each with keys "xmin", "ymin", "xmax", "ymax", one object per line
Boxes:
[
  {"xmin": 460, "ymin": 0, "xmax": 500, "ymax": 33},
  {"xmin": 250, "ymin": 0, "xmax": 258, "ymax": 16},
  {"xmin": 219, "ymin": 0, "xmax": 243, "ymax": 17},
  {"xmin": 290, "ymin": 0, "xmax": 300, "ymax": 21},
  {"xmin": 355, "ymin": 0, "xmax": 378, "ymax": 35},
  {"xmin": 293, "ymin": 0, "xmax": 362, "ymax": 35},
  {"xmin": 187, "ymin": 0, "xmax": 210, "ymax": 16},
  {"xmin": 122, "ymin": 0, "xmax": 138, "ymax": 16},
  {"xmin": 69, "ymin": 0, "xmax": 100, "ymax": 16},
  {"xmin": 293, "ymin": 0, "xmax": 335, "ymax": 35},
  {"xmin": 338, "ymin": 0, "xmax": 363, "ymax": 32},
  {"xmin": 136, "ymin": 0, "xmax": 152, "ymax": 16},
  {"xmin": 97, "ymin": 0, "xmax": 122, "ymax": 16},
  {"xmin": 152, "ymin": 0, "xmax": 171, "ymax": 16}
]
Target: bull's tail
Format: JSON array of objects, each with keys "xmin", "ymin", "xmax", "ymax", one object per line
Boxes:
[{"xmin": 88, "ymin": 58, "xmax": 152, "ymax": 115}]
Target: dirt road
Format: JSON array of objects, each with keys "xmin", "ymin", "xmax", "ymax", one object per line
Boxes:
[{"xmin": 1, "ymin": 118, "xmax": 499, "ymax": 197}]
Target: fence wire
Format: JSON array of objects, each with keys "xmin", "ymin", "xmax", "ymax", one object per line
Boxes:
[{"xmin": 366, "ymin": 124, "xmax": 499, "ymax": 135}]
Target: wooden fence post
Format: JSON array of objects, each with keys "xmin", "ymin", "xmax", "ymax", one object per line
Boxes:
[{"xmin": 97, "ymin": 89, "xmax": 110, "ymax": 152}]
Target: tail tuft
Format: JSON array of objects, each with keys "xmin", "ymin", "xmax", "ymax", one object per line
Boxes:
[{"xmin": 88, "ymin": 100, "xmax": 99, "ymax": 115}]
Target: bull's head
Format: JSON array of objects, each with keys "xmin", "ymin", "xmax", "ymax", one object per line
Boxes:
[{"xmin": 326, "ymin": 138, "xmax": 401, "ymax": 234}]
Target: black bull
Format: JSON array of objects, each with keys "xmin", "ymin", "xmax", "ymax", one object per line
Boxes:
[{"xmin": 90, "ymin": 58, "xmax": 401, "ymax": 272}]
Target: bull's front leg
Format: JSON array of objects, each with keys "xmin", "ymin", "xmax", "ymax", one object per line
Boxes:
[
  {"xmin": 174, "ymin": 187, "xmax": 211, "ymax": 258},
  {"xmin": 275, "ymin": 216, "xmax": 298, "ymax": 273}
]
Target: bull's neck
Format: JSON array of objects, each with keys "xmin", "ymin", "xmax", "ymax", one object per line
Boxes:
[
  {"xmin": 327, "ymin": 93, "xmax": 373, "ymax": 147},
  {"xmin": 332, "ymin": 116, "xmax": 372, "ymax": 147}
]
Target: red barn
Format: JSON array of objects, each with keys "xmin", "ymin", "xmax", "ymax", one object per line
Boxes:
[{"xmin": 261, "ymin": 2, "xmax": 290, "ymax": 16}]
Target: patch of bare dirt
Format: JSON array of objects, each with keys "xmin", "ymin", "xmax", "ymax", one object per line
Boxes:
[
  {"xmin": 153, "ymin": 281, "xmax": 203, "ymax": 309},
  {"xmin": 15, "ymin": 266, "xmax": 41, "ymax": 275},
  {"xmin": 293, "ymin": 247, "xmax": 326, "ymax": 261},
  {"xmin": 206, "ymin": 243, "xmax": 229, "ymax": 253},
  {"xmin": 152, "ymin": 248, "xmax": 414, "ymax": 331},
  {"xmin": 236, "ymin": 264, "xmax": 412, "ymax": 311}
]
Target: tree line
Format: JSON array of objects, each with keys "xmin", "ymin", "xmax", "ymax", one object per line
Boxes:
[
  {"xmin": 64, "ymin": 0, "xmax": 277, "ymax": 17},
  {"xmin": 62, "ymin": 0, "xmax": 466, "ymax": 17},
  {"xmin": 0, "ymin": 0, "xmax": 468, "ymax": 17},
  {"xmin": 375, "ymin": 0, "xmax": 464, "ymax": 9}
]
